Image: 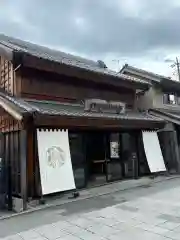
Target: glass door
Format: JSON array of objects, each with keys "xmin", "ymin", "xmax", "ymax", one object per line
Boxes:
[
  {"xmin": 69, "ymin": 132, "xmax": 87, "ymax": 189},
  {"xmin": 106, "ymin": 133, "xmax": 123, "ymax": 182},
  {"xmin": 121, "ymin": 132, "xmax": 139, "ymax": 179}
]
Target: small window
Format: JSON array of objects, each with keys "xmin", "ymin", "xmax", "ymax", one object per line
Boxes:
[
  {"xmin": 170, "ymin": 95, "xmax": 176, "ymax": 104},
  {"xmin": 163, "ymin": 94, "xmax": 170, "ymax": 104},
  {"xmin": 163, "ymin": 94, "xmax": 176, "ymax": 104}
]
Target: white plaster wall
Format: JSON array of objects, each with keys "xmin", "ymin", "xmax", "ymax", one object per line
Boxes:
[
  {"xmin": 136, "ymin": 86, "xmax": 180, "ymax": 110},
  {"xmin": 136, "ymin": 87, "xmax": 155, "ymax": 110},
  {"xmin": 152, "ymin": 87, "xmax": 164, "ymax": 108}
]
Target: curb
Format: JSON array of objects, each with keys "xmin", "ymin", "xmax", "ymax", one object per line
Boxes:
[{"xmin": 0, "ymin": 175, "xmax": 179, "ymax": 221}]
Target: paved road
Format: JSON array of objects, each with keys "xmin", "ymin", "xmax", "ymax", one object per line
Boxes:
[{"xmin": 1, "ymin": 178, "xmax": 180, "ymax": 239}]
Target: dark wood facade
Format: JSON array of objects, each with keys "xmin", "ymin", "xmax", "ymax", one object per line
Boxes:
[
  {"xmin": 0, "ymin": 35, "xmax": 165, "ymax": 210},
  {"xmin": 14, "ymin": 65, "xmax": 138, "ymax": 199},
  {"xmin": 16, "ymin": 67, "xmax": 135, "ymax": 107}
]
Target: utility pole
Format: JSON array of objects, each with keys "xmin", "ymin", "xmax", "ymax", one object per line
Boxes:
[
  {"xmin": 175, "ymin": 57, "xmax": 180, "ymax": 81},
  {"xmin": 166, "ymin": 57, "xmax": 180, "ymax": 81}
]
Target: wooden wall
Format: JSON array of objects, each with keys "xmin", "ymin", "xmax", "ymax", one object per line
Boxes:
[
  {"xmin": 0, "ymin": 57, "xmax": 23, "ymax": 199},
  {"xmin": 0, "ymin": 113, "xmax": 22, "ymax": 132},
  {"xmin": 0, "ymin": 57, "xmax": 22, "ymax": 132},
  {"xmin": 18, "ymin": 67, "xmax": 135, "ymax": 107},
  {"xmin": 5, "ymin": 130, "xmax": 21, "ymax": 196}
]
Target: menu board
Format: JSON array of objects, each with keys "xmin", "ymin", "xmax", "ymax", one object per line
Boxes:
[{"xmin": 110, "ymin": 141, "xmax": 119, "ymax": 158}]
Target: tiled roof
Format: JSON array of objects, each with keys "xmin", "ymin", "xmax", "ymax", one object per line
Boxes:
[
  {"xmin": 120, "ymin": 64, "xmax": 167, "ymax": 82},
  {"xmin": 149, "ymin": 108, "xmax": 180, "ymax": 126},
  {"xmin": 0, "ymin": 87, "xmax": 164, "ymax": 123},
  {"xmin": 150, "ymin": 108, "xmax": 180, "ymax": 121},
  {"xmin": 0, "ymin": 89, "xmax": 35, "ymax": 114},
  {"xmin": 21, "ymin": 99, "xmax": 163, "ymax": 122},
  {"xmin": 120, "ymin": 64, "xmax": 180, "ymax": 85},
  {"xmin": 0, "ymin": 34, "xmax": 149, "ymax": 86}
]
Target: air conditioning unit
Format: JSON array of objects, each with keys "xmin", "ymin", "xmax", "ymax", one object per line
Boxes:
[
  {"xmin": 84, "ymin": 99, "xmax": 108, "ymax": 112},
  {"xmin": 109, "ymin": 101, "xmax": 126, "ymax": 114},
  {"xmin": 84, "ymin": 99, "xmax": 126, "ymax": 114}
]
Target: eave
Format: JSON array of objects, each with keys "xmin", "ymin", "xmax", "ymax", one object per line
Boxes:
[
  {"xmin": 0, "ymin": 43, "xmax": 13, "ymax": 61},
  {"xmin": 0, "ymin": 90, "xmax": 165, "ymax": 130},
  {"xmin": 149, "ymin": 108, "xmax": 180, "ymax": 125}
]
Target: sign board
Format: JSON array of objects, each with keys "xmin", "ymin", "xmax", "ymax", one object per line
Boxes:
[
  {"xmin": 37, "ymin": 129, "xmax": 75, "ymax": 195},
  {"xmin": 142, "ymin": 131, "xmax": 166, "ymax": 173},
  {"xmin": 110, "ymin": 141, "xmax": 119, "ymax": 158}
]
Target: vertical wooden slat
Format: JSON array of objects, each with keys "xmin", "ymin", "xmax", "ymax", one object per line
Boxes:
[
  {"xmin": 0, "ymin": 132, "xmax": 6, "ymax": 208},
  {"xmin": 0, "ymin": 57, "xmax": 14, "ymax": 94},
  {"xmin": 20, "ymin": 130, "xmax": 27, "ymax": 210},
  {"xmin": 9, "ymin": 132, "xmax": 14, "ymax": 194},
  {"xmin": 34, "ymin": 129, "xmax": 41, "ymax": 197},
  {"xmin": 17, "ymin": 131, "xmax": 21, "ymax": 194},
  {"xmin": 3, "ymin": 58, "xmax": 5, "ymax": 90},
  {"xmin": 6, "ymin": 133, "xmax": 12, "ymax": 210},
  {"xmin": 0, "ymin": 56, "xmax": 22, "ymax": 204},
  {"xmin": 27, "ymin": 129, "xmax": 34, "ymax": 198},
  {"xmin": 10, "ymin": 62, "xmax": 14, "ymax": 95}
]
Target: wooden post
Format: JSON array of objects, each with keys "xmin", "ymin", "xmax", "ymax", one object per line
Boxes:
[
  {"xmin": 172, "ymin": 130, "xmax": 180, "ymax": 173},
  {"xmin": 20, "ymin": 130, "xmax": 27, "ymax": 211},
  {"xmin": 158, "ymin": 130, "xmax": 180, "ymax": 174},
  {"xmin": 6, "ymin": 133, "xmax": 12, "ymax": 211}
]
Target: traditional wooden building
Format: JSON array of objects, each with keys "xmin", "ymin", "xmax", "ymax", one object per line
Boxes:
[
  {"xmin": 0, "ymin": 35, "xmax": 165, "ymax": 211},
  {"xmin": 120, "ymin": 64, "xmax": 180, "ymax": 174}
]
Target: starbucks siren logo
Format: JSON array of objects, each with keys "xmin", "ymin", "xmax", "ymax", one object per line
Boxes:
[{"xmin": 46, "ymin": 146, "xmax": 65, "ymax": 168}]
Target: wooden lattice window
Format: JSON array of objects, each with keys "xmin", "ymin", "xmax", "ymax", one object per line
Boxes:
[{"xmin": 0, "ymin": 56, "xmax": 14, "ymax": 93}]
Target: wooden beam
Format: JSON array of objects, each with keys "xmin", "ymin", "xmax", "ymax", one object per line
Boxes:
[
  {"xmin": 34, "ymin": 115, "xmax": 164, "ymax": 130},
  {"xmin": 0, "ymin": 97, "xmax": 23, "ymax": 121}
]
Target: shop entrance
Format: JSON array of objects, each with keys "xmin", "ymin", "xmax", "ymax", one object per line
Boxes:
[
  {"xmin": 69, "ymin": 130, "xmax": 108, "ymax": 188},
  {"xmin": 69, "ymin": 130, "xmax": 143, "ymax": 189},
  {"xmin": 85, "ymin": 131, "xmax": 108, "ymax": 186}
]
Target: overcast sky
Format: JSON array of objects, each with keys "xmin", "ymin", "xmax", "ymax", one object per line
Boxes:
[{"xmin": 0, "ymin": 0, "xmax": 180, "ymax": 79}]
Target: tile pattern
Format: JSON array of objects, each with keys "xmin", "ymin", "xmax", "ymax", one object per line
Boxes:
[
  {"xmin": 24, "ymin": 99, "xmax": 164, "ymax": 122},
  {"xmin": 3, "ymin": 184, "xmax": 180, "ymax": 239},
  {"xmin": 0, "ymin": 89, "xmax": 164, "ymax": 123},
  {"xmin": 0, "ymin": 34, "xmax": 149, "ymax": 86}
]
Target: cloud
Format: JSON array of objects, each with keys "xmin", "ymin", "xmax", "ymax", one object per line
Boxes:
[{"xmin": 0, "ymin": 0, "xmax": 180, "ymax": 76}]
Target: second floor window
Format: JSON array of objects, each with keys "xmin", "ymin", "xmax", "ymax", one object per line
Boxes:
[
  {"xmin": 163, "ymin": 94, "xmax": 170, "ymax": 104},
  {"xmin": 163, "ymin": 94, "xmax": 180, "ymax": 105}
]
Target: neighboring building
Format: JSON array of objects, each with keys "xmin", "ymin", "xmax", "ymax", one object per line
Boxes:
[
  {"xmin": 120, "ymin": 64, "xmax": 180, "ymax": 174},
  {"xmin": 0, "ymin": 35, "xmax": 164, "ymax": 211}
]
